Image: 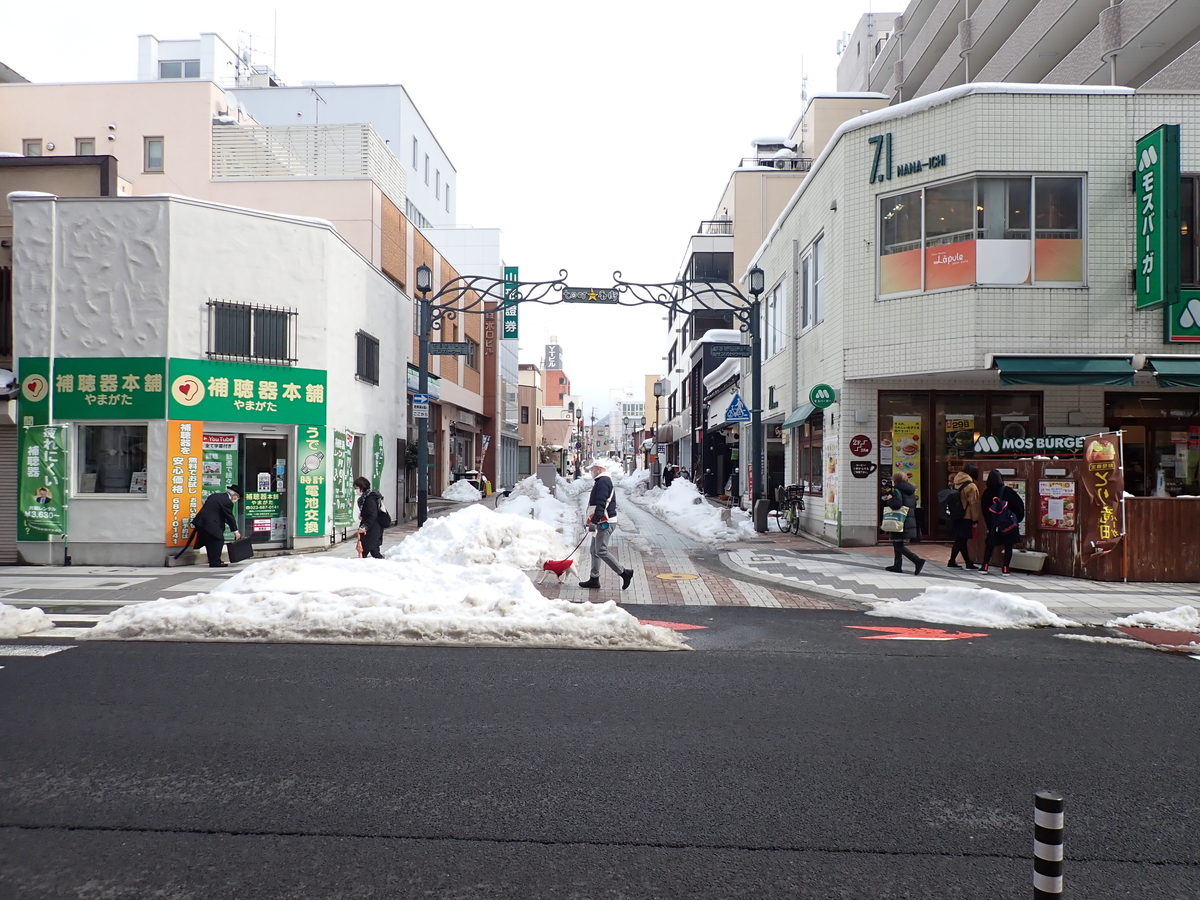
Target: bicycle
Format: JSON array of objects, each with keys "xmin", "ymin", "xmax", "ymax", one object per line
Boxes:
[{"xmin": 775, "ymin": 483, "xmax": 805, "ymax": 534}]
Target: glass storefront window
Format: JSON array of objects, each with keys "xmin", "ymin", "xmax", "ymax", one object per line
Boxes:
[
  {"xmin": 796, "ymin": 417, "xmax": 823, "ymax": 494},
  {"xmin": 78, "ymin": 424, "xmax": 148, "ymax": 494},
  {"xmin": 988, "ymin": 392, "xmax": 1042, "ymax": 440},
  {"xmin": 925, "ymin": 181, "xmax": 974, "ymax": 247},
  {"xmin": 1034, "ymin": 177, "xmax": 1083, "ymax": 282},
  {"xmin": 879, "ymin": 190, "xmax": 922, "ymax": 295},
  {"xmin": 1106, "ymin": 393, "xmax": 1200, "ymax": 496},
  {"xmin": 977, "ymin": 177, "xmax": 1030, "ymax": 240}
]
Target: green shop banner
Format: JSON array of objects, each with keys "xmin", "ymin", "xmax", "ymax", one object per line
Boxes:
[
  {"xmin": 18, "ymin": 425, "xmax": 69, "ymax": 539},
  {"xmin": 372, "ymin": 434, "xmax": 385, "ymax": 489},
  {"xmin": 332, "ymin": 430, "xmax": 354, "ymax": 528},
  {"xmin": 17, "ymin": 357, "xmax": 50, "ymax": 426},
  {"xmin": 297, "ymin": 425, "xmax": 328, "ymax": 537},
  {"xmin": 168, "ymin": 359, "xmax": 327, "ymax": 424},
  {"xmin": 52, "ymin": 357, "xmax": 167, "ymax": 419}
]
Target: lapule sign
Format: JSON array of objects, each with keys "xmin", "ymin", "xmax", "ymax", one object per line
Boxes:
[{"xmin": 1080, "ymin": 433, "xmax": 1124, "ymax": 565}]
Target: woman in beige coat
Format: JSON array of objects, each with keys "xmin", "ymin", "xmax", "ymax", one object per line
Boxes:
[{"xmin": 948, "ymin": 463, "xmax": 981, "ymax": 568}]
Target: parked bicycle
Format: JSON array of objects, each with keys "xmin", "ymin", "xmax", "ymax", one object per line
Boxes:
[{"xmin": 775, "ymin": 483, "xmax": 805, "ymax": 534}]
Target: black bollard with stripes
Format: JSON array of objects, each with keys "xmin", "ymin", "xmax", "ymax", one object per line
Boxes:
[{"xmin": 1033, "ymin": 791, "xmax": 1065, "ymax": 897}]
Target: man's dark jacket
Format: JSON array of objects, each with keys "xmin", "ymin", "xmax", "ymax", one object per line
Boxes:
[{"xmin": 192, "ymin": 491, "xmax": 238, "ymax": 536}]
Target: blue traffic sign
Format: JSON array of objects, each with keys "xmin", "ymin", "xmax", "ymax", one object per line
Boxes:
[{"xmin": 725, "ymin": 393, "xmax": 751, "ymax": 423}]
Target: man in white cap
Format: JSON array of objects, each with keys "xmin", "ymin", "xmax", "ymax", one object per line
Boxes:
[{"xmin": 579, "ymin": 459, "xmax": 634, "ymax": 591}]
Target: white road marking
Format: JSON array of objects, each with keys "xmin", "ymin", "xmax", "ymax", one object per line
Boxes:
[{"xmin": 0, "ymin": 645, "xmax": 77, "ymax": 656}]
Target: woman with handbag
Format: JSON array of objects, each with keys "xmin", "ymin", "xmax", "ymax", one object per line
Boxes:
[{"xmin": 882, "ymin": 471, "xmax": 925, "ymax": 575}]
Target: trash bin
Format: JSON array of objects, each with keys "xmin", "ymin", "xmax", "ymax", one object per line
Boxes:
[{"xmin": 753, "ymin": 499, "xmax": 770, "ymax": 533}]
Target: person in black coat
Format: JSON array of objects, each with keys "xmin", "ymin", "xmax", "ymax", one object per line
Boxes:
[
  {"xmin": 662, "ymin": 465, "xmax": 675, "ymax": 489},
  {"xmin": 980, "ymin": 469, "xmax": 1026, "ymax": 574},
  {"xmin": 355, "ymin": 476, "xmax": 384, "ymax": 559},
  {"xmin": 190, "ymin": 485, "xmax": 242, "ymax": 567},
  {"xmin": 883, "ymin": 471, "xmax": 925, "ymax": 575}
]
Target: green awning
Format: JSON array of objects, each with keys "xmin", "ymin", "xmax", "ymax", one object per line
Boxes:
[
  {"xmin": 782, "ymin": 402, "xmax": 816, "ymax": 429},
  {"xmin": 1149, "ymin": 358, "xmax": 1200, "ymax": 388},
  {"xmin": 994, "ymin": 356, "xmax": 1135, "ymax": 386}
]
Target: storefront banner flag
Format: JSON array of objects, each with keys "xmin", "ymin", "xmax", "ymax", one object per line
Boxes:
[
  {"xmin": 165, "ymin": 420, "xmax": 204, "ymax": 548},
  {"xmin": 1135, "ymin": 124, "xmax": 1180, "ymax": 310},
  {"xmin": 332, "ymin": 430, "xmax": 354, "ymax": 528},
  {"xmin": 17, "ymin": 357, "xmax": 51, "ymax": 426},
  {"xmin": 502, "ymin": 266, "xmax": 519, "ymax": 339},
  {"xmin": 1081, "ymin": 433, "xmax": 1124, "ymax": 564},
  {"xmin": 168, "ymin": 359, "xmax": 327, "ymax": 425},
  {"xmin": 49, "ymin": 357, "xmax": 167, "ymax": 419},
  {"xmin": 891, "ymin": 417, "xmax": 922, "ymax": 504},
  {"xmin": 18, "ymin": 425, "xmax": 68, "ymax": 539},
  {"xmin": 297, "ymin": 426, "xmax": 328, "ymax": 537},
  {"xmin": 372, "ymin": 434, "xmax": 385, "ymax": 489}
]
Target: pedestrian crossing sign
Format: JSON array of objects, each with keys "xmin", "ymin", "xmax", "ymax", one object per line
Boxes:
[{"xmin": 724, "ymin": 393, "xmax": 751, "ymax": 423}]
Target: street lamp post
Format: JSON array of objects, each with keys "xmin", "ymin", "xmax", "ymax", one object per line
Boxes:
[
  {"xmin": 415, "ymin": 263, "xmax": 433, "ymax": 527},
  {"xmin": 748, "ymin": 266, "xmax": 766, "ymax": 525}
]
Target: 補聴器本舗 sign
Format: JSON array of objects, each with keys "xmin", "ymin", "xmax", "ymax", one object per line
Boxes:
[{"xmin": 168, "ymin": 359, "xmax": 327, "ymax": 424}]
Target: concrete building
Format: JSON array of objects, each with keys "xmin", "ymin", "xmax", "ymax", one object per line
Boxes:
[
  {"xmin": 517, "ymin": 364, "xmax": 544, "ymax": 478},
  {"xmin": 11, "ymin": 193, "xmax": 410, "ymax": 565},
  {"xmin": 747, "ymin": 83, "xmax": 1200, "ymax": 548},
  {"xmin": 840, "ymin": 1, "xmax": 1200, "ymax": 102}
]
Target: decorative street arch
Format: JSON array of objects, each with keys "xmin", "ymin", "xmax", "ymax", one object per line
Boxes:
[{"xmin": 412, "ymin": 265, "xmax": 766, "ymax": 527}]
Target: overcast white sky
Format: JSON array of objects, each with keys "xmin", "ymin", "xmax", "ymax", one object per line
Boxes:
[{"xmin": 2, "ymin": 0, "xmax": 886, "ymax": 417}]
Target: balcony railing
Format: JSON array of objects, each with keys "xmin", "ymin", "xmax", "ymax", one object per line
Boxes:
[
  {"xmin": 697, "ymin": 219, "xmax": 733, "ymax": 236},
  {"xmin": 211, "ymin": 122, "xmax": 407, "ymax": 211},
  {"xmin": 739, "ymin": 156, "xmax": 813, "ymax": 172}
]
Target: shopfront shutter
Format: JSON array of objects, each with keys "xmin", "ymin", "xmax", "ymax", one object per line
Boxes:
[{"xmin": 0, "ymin": 424, "xmax": 17, "ymax": 563}]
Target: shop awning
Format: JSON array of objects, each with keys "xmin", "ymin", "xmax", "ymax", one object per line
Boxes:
[
  {"xmin": 781, "ymin": 402, "xmax": 815, "ymax": 429},
  {"xmin": 656, "ymin": 423, "xmax": 675, "ymax": 443},
  {"xmin": 993, "ymin": 356, "xmax": 1136, "ymax": 386},
  {"xmin": 1149, "ymin": 358, "xmax": 1200, "ymax": 388}
]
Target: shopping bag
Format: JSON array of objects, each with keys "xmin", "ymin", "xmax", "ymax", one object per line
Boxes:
[
  {"xmin": 226, "ymin": 537, "xmax": 255, "ymax": 564},
  {"xmin": 881, "ymin": 505, "xmax": 909, "ymax": 533}
]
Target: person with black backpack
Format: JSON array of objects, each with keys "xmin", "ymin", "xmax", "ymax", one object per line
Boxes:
[
  {"xmin": 947, "ymin": 464, "xmax": 981, "ymax": 569},
  {"xmin": 354, "ymin": 476, "xmax": 391, "ymax": 560},
  {"xmin": 980, "ymin": 470, "xmax": 1025, "ymax": 574}
]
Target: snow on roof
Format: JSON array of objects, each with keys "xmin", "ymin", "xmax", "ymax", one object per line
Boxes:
[
  {"xmin": 747, "ymin": 82, "xmax": 1137, "ymax": 277},
  {"xmin": 809, "ymin": 92, "xmax": 890, "ymax": 100},
  {"xmin": 703, "ymin": 357, "xmax": 741, "ymax": 391},
  {"xmin": 751, "ymin": 136, "xmax": 797, "ymax": 149},
  {"xmin": 697, "ymin": 328, "xmax": 744, "ymax": 344}
]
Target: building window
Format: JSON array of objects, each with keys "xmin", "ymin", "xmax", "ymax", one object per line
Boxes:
[
  {"xmin": 1182, "ymin": 175, "xmax": 1197, "ymax": 285},
  {"xmin": 435, "ymin": 170, "xmax": 441, "ymax": 199},
  {"xmin": 207, "ymin": 300, "xmax": 297, "ymax": 364},
  {"xmin": 75, "ymin": 138, "xmax": 95, "ymax": 156},
  {"xmin": 159, "ymin": 59, "xmax": 200, "ymax": 78},
  {"xmin": 144, "ymin": 137, "xmax": 164, "ymax": 173},
  {"xmin": 812, "ymin": 235, "xmax": 824, "ymax": 323},
  {"xmin": 424, "ymin": 154, "xmax": 430, "ymax": 185},
  {"xmin": 518, "ymin": 445, "xmax": 532, "ymax": 475},
  {"xmin": 356, "ymin": 330, "xmax": 380, "ymax": 385},
  {"xmin": 878, "ymin": 174, "xmax": 1084, "ymax": 296},
  {"xmin": 765, "ymin": 281, "xmax": 785, "ymax": 357},
  {"xmin": 445, "ymin": 184, "xmax": 450, "ymax": 213},
  {"xmin": 795, "ymin": 415, "xmax": 823, "ymax": 494},
  {"xmin": 22, "ymin": 139, "xmax": 42, "ymax": 157},
  {"xmin": 521, "ymin": 406, "xmax": 530, "ymax": 424},
  {"xmin": 412, "ymin": 136, "xmax": 418, "ymax": 169},
  {"xmin": 77, "ymin": 424, "xmax": 148, "ymax": 494},
  {"xmin": 466, "ymin": 338, "xmax": 479, "ymax": 370}
]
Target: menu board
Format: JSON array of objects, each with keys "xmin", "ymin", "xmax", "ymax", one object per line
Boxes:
[
  {"xmin": 1038, "ymin": 480, "xmax": 1076, "ymax": 531},
  {"xmin": 892, "ymin": 417, "xmax": 922, "ymax": 503},
  {"xmin": 945, "ymin": 415, "xmax": 975, "ymax": 459}
]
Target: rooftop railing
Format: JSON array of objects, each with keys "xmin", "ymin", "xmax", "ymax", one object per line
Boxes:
[{"xmin": 738, "ymin": 156, "xmax": 813, "ymax": 171}]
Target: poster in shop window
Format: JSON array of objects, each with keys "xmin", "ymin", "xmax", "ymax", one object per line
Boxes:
[
  {"xmin": 372, "ymin": 434, "xmax": 385, "ymax": 489},
  {"xmin": 18, "ymin": 425, "xmax": 68, "ymax": 540},
  {"xmin": 165, "ymin": 421, "xmax": 203, "ymax": 547},
  {"xmin": 824, "ymin": 429, "xmax": 839, "ymax": 525},
  {"xmin": 332, "ymin": 430, "xmax": 354, "ymax": 529},
  {"xmin": 945, "ymin": 415, "xmax": 975, "ymax": 458},
  {"xmin": 1037, "ymin": 480, "xmax": 1076, "ymax": 531},
  {"xmin": 891, "ymin": 417, "xmax": 922, "ymax": 504}
]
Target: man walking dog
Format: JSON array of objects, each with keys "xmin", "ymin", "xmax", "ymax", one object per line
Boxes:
[{"xmin": 579, "ymin": 460, "xmax": 634, "ymax": 591}]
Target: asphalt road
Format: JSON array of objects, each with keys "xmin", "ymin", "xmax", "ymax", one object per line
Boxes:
[{"xmin": 1, "ymin": 606, "xmax": 1197, "ymax": 899}]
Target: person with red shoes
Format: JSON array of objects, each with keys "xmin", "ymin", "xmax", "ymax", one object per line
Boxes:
[{"xmin": 980, "ymin": 470, "xmax": 1025, "ymax": 574}]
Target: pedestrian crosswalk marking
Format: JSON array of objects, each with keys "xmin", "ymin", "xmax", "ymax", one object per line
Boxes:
[{"xmin": 0, "ymin": 645, "xmax": 77, "ymax": 656}]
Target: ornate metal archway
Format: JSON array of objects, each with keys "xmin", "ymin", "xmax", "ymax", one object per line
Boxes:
[{"xmin": 412, "ymin": 267, "xmax": 764, "ymax": 527}]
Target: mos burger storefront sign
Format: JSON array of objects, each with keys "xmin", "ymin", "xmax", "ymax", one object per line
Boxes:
[{"xmin": 972, "ymin": 435, "xmax": 1086, "ymax": 456}]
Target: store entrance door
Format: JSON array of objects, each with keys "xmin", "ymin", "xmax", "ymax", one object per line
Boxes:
[{"xmin": 240, "ymin": 434, "xmax": 290, "ymax": 548}]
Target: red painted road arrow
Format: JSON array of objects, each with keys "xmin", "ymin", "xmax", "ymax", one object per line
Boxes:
[
  {"xmin": 1114, "ymin": 626, "xmax": 1200, "ymax": 650},
  {"xmin": 845, "ymin": 626, "xmax": 989, "ymax": 641},
  {"xmin": 639, "ymin": 620, "xmax": 709, "ymax": 631}
]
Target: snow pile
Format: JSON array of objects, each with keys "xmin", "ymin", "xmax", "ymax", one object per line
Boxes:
[
  {"xmin": 631, "ymin": 479, "xmax": 755, "ymax": 544},
  {"xmin": 389, "ymin": 504, "xmax": 569, "ymax": 570},
  {"xmin": 1106, "ymin": 606, "xmax": 1200, "ymax": 632},
  {"xmin": 624, "ymin": 468, "xmax": 651, "ymax": 495},
  {"xmin": 81, "ymin": 555, "xmax": 688, "ymax": 651},
  {"xmin": 867, "ymin": 586, "xmax": 1079, "ymax": 629},
  {"xmin": 442, "ymin": 480, "xmax": 483, "ymax": 503},
  {"xmin": 0, "ymin": 602, "xmax": 53, "ymax": 639},
  {"xmin": 1055, "ymin": 634, "xmax": 1159, "ymax": 651},
  {"xmin": 496, "ymin": 475, "xmax": 580, "ymax": 543}
]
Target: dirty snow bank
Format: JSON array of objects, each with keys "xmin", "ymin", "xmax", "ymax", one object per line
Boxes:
[
  {"xmin": 0, "ymin": 602, "xmax": 53, "ymax": 639},
  {"xmin": 389, "ymin": 504, "xmax": 569, "ymax": 570},
  {"xmin": 1106, "ymin": 606, "xmax": 1200, "ymax": 632},
  {"xmin": 628, "ymin": 478, "xmax": 755, "ymax": 544},
  {"xmin": 495, "ymin": 475, "xmax": 580, "ymax": 545},
  {"xmin": 442, "ymin": 480, "xmax": 483, "ymax": 503},
  {"xmin": 81, "ymin": 554, "xmax": 688, "ymax": 650},
  {"xmin": 867, "ymin": 586, "xmax": 1079, "ymax": 629}
]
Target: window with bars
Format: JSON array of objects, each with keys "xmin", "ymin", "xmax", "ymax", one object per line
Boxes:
[
  {"xmin": 356, "ymin": 331, "xmax": 380, "ymax": 385},
  {"xmin": 207, "ymin": 300, "xmax": 297, "ymax": 365}
]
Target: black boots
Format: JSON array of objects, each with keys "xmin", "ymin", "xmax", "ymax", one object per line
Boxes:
[
  {"xmin": 621, "ymin": 569, "xmax": 634, "ymax": 591},
  {"xmin": 578, "ymin": 577, "xmax": 600, "ymax": 589}
]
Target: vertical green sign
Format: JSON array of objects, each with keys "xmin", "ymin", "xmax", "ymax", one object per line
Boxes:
[
  {"xmin": 332, "ymin": 430, "xmax": 354, "ymax": 528},
  {"xmin": 17, "ymin": 357, "xmax": 50, "ymax": 426},
  {"xmin": 1164, "ymin": 289, "xmax": 1200, "ymax": 342},
  {"xmin": 372, "ymin": 433, "xmax": 385, "ymax": 489},
  {"xmin": 502, "ymin": 265, "xmax": 519, "ymax": 339},
  {"xmin": 1136, "ymin": 124, "xmax": 1180, "ymax": 310},
  {"xmin": 297, "ymin": 425, "xmax": 328, "ymax": 536},
  {"xmin": 18, "ymin": 425, "xmax": 69, "ymax": 539}
]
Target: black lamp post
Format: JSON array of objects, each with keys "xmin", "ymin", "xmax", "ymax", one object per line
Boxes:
[
  {"xmin": 415, "ymin": 263, "xmax": 433, "ymax": 527},
  {"xmin": 747, "ymin": 266, "xmax": 766, "ymax": 523}
]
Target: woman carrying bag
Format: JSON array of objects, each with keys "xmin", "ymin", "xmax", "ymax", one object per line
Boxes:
[
  {"xmin": 980, "ymin": 470, "xmax": 1025, "ymax": 574},
  {"xmin": 882, "ymin": 471, "xmax": 925, "ymax": 575}
]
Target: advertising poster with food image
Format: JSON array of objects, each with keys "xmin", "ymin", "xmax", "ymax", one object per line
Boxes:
[
  {"xmin": 1081, "ymin": 432, "xmax": 1124, "ymax": 563},
  {"xmin": 891, "ymin": 418, "xmax": 922, "ymax": 503},
  {"xmin": 879, "ymin": 431, "xmax": 893, "ymax": 466},
  {"xmin": 824, "ymin": 431, "xmax": 839, "ymax": 524},
  {"xmin": 945, "ymin": 415, "xmax": 975, "ymax": 458},
  {"xmin": 1038, "ymin": 480, "xmax": 1076, "ymax": 531},
  {"xmin": 1008, "ymin": 479, "xmax": 1027, "ymax": 535}
]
